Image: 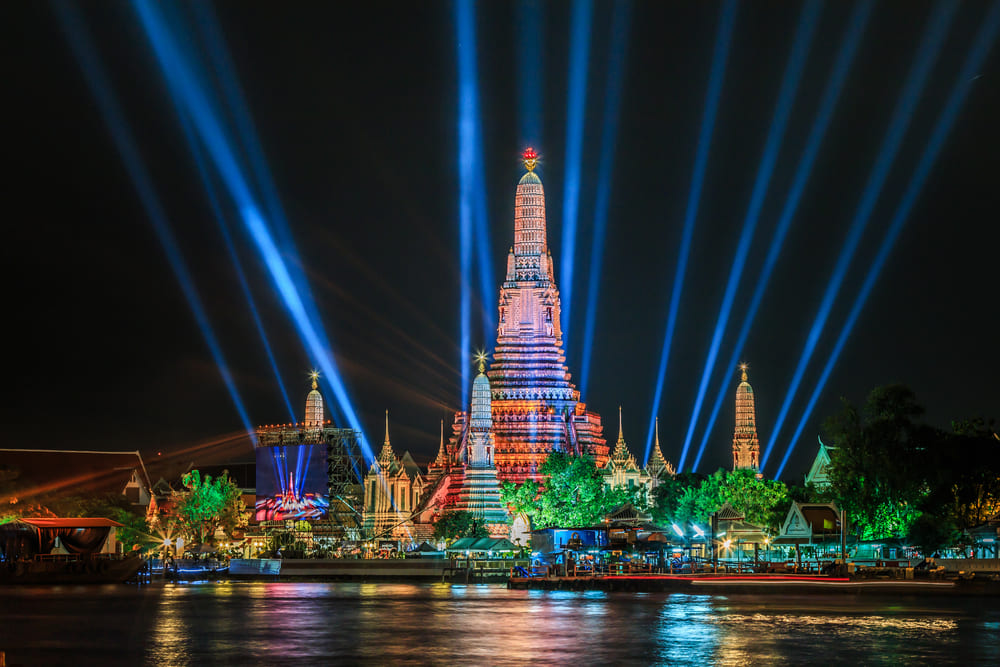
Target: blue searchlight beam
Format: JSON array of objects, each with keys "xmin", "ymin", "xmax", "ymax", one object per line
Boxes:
[
  {"xmin": 53, "ymin": 0, "xmax": 256, "ymax": 439},
  {"xmin": 559, "ymin": 0, "xmax": 594, "ymax": 354},
  {"xmin": 773, "ymin": 0, "xmax": 1000, "ymax": 479},
  {"xmin": 690, "ymin": 0, "xmax": 873, "ymax": 472},
  {"xmin": 644, "ymin": 0, "xmax": 738, "ymax": 466},
  {"xmin": 760, "ymin": 0, "xmax": 958, "ymax": 469},
  {"xmin": 132, "ymin": 0, "xmax": 374, "ymax": 463},
  {"xmin": 579, "ymin": 0, "xmax": 633, "ymax": 398},
  {"xmin": 678, "ymin": 0, "xmax": 822, "ymax": 472}
]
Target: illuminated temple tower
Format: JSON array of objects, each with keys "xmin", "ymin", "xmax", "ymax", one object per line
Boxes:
[
  {"xmin": 473, "ymin": 148, "xmax": 607, "ymax": 484},
  {"xmin": 410, "ymin": 148, "xmax": 609, "ymax": 537},
  {"xmin": 732, "ymin": 364, "xmax": 760, "ymax": 471}
]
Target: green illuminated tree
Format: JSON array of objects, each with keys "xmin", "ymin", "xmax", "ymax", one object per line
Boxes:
[
  {"xmin": 656, "ymin": 469, "xmax": 788, "ymax": 531},
  {"xmin": 501, "ymin": 453, "xmax": 637, "ymax": 528},
  {"xmin": 432, "ymin": 510, "xmax": 488, "ymax": 542},
  {"xmin": 172, "ymin": 470, "xmax": 249, "ymax": 548},
  {"xmin": 823, "ymin": 385, "xmax": 935, "ymax": 540}
]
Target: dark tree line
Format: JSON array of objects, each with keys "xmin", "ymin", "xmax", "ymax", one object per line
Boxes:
[{"xmin": 823, "ymin": 385, "xmax": 1000, "ymax": 553}]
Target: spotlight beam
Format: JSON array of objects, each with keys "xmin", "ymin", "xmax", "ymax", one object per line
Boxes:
[
  {"xmin": 644, "ymin": 0, "xmax": 738, "ymax": 466},
  {"xmin": 579, "ymin": 0, "xmax": 633, "ymax": 398},
  {"xmin": 688, "ymin": 0, "xmax": 874, "ymax": 472},
  {"xmin": 455, "ymin": 0, "xmax": 493, "ymax": 410},
  {"xmin": 52, "ymin": 0, "xmax": 255, "ymax": 438},
  {"xmin": 173, "ymin": 99, "xmax": 297, "ymax": 424},
  {"xmin": 132, "ymin": 0, "xmax": 374, "ymax": 463},
  {"xmin": 517, "ymin": 0, "xmax": 544, "ymax": 146},
  {"xmin": 559, "ymin": 0, "xmax": 594, "ymax": 353},
  {"xmin": 760, "ymin": 0, "xmax": 958, "ymax": 469},
  {"xmin": 677, "ymin": 0, "xmax": 822, "ymax": 472},
  {"xmin": 773, "ymin": 0, "xmax": 1000, "ymax": 479}
]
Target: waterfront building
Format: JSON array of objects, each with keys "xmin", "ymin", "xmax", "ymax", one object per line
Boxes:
[
  {"xmin": 732, "ymin": 364, "xmax": 760, "ymax": 471},
  {"xmin": 361, "ymin": 412, "xmax": 426, "ymax": 541},
  {"xmin": 0, "ymin": 448, "xmax": 155, "ymax": 519},
  {"xmin": 804, "ymin": 436, "xmax": 835, "ymax": 488}
]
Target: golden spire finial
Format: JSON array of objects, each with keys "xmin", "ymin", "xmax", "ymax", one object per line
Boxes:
[
  {"xmin": 474, "ymin": 349, "xmax": 488, "ymax": 374},
  {"xmin": 522, "ymin": 147, "xmax": 538, "ymax": 172},
  {"xmin": 618, "ymin": 405, "xmax": 624, "ymax": 441},
  {"xmin": 655, "ymin": 417, "xmax": 660, "ymax": 447},
  {"xmin": 739, "ymin": 363, "xmax": 749, "ymax": 383},
  {"xmin": 384, "ymin": 409, "xmax": 390, "ymax": 447},
  {"xmin": 309, "ymin": 370, "xmax": 320, "ymax": 390}
]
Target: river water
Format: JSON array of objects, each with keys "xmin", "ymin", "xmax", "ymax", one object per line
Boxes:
[{"xmin": 1, "ymin": 582, "xmax": 998, "ymax": 665}]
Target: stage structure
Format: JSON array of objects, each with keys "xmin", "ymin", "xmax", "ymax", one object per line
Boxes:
[{"xmin": 255, "ymin": 374, "xmax": 364, "ymax": 544}]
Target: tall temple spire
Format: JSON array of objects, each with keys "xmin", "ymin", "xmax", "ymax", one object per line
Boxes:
[
  {"xmin": 472, "ymin": 146, "xmax": 608, "ymax": 486},
  {"xmin": 647, "ymin": 417, "xmax": 675, "ymax": 478},
  {"xmin": 304, "ymin": 370, "xmax": 324, "ymax": 428},
  {"xmin": 379, "ymin": 409, "xmax": 396, "ymax": 464},
  {"xmin": 508, "ymin": 147, "xmax": 550, "ymax": 283},
  {"xmin": 611, "ymin": 406, "xmax": 633, "ymax": 462},
  {"xmin": 456, "ymin": 352, "xmax": 507, "ymax": 531},
  {"xmin": 733, "ymin": 364, "xmax": 760, "ymax": 471},
  {"xmin": 433, "ymin": 419, "xmax": 448, "ymax": 466}
]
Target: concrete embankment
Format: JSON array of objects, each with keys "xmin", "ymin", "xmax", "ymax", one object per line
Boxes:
[{"xmin": 229, "ymin": 558, "xmax": 517, "ymax": 582}]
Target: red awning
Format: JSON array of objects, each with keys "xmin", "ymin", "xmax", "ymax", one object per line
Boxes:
[{"xmin": 19, "ymin": 517, "xmax": 124, "ymax": 528}]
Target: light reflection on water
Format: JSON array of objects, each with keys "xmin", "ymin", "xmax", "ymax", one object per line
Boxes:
[{"xmin": 0, "ymin": 583, "xmax": 998, "ymax": 665}]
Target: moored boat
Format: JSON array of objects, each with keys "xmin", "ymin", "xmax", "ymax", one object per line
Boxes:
[{"xmin": 1, "ymin": 517, "xmax": 146, "ymax": 584}]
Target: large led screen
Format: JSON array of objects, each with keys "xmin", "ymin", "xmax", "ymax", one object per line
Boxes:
[{"xmin": 255, "ymin": 443, "xmax": 329, "ymax": 521}]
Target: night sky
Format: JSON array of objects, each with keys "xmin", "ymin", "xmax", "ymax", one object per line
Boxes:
[{"xmin": 5, "ymin": 1, "xmax": 999, "ymax": 481}]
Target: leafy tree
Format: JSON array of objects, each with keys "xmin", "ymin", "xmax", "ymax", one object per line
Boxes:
[
  {"xmin": 432, "ymin": 511, "xmax": 488, "ymax": 542},
  {"xmin": 823, "ymin": 385, "xmax": 937, "ymax": 540},
  {"xmin": 922, "ymin": 418, "xmax": 1000, "ymax": 533},
  {"xmin": 653, "ymin": 469, "xmax": 788, "ymax": 531},
  {"xmin": 500, "ymin": 453, "xmax": 634, "ymax": 528},
  {"xmin": 650, "ymin": 472, "xmax": 703, "ymax": 526},
  {"xmin": 501, "ymin": 478, "xmax": 541, "ymax": 521},
  {"xmin": 907, "ymin": 511, "xmax": 959, "ymax": 556},
  {"xmin": 172, "ymin": 470, "xmax": 249, "ymax": 547}
]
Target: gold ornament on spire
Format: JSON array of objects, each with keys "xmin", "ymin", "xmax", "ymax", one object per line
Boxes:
[
  {"xmin": 522, "ymin": 147, "xmax": 538, "ymax": 172},
  {"xmin": 309, "ymin": 370, "xmax": 320, "ymax": 390},
  {"xmin": 474, "ymin": 349, "xmax": 488, "ymax": 374},
  {"xmin": 739, "ymin": 363, "xmax": 748, "ymax": 383}
]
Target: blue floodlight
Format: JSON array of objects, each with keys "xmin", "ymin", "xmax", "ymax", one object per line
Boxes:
[
  {"xmin": 760, "ymin": 0, "xmax": 958, "ymax": 469},
  {"xmin": 678, "ymin": 0, "xmax": 822, "ymax": 472},
  {"xmin": 559, "ymin": 0, "xmax": 594, "ymax": 353},
  {"xmin": 171, "ymin": 101, "xmax": 297, "ymax": 424},
  {"xmin": 693, "ymin": 525, "xmax": 705, "ymax": 538},
  {"xmin": 644, "ymin": 0, "xmax": 738, "ymax": 466},
  {"xmin": 579, "ymin": 0, "xmax": 632, "ymax": 397},
  {"xmin": 132, "ymin": 0, "xmax": 374, "ymax": 462},
  {"xmin": 517, "ymin": 0, "xmax": 544, "ymax": 149},
  {"xmin": 53, "ymin": 0, "xmax": 255, "ymax": 439},
  {"xmin": 689, "ymin": 0, "xmax": 874, "ymax": 472},
  {"xmin": 455, "ymin": 0, "xmax": 495, "ymax": 407},
  {"xmin": 773, "ymin": 0, "xmax": 1000, "ymax": 478}
]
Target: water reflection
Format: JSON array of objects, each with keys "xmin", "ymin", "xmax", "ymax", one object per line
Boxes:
[{"xmin": 1, "ymin": 584, "xmax": 998, "ymax": 665}]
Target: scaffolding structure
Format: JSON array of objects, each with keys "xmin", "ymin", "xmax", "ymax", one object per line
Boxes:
[{"xmin": 254, "ymin": 424, "xmax": 364, "ymax": 545}]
